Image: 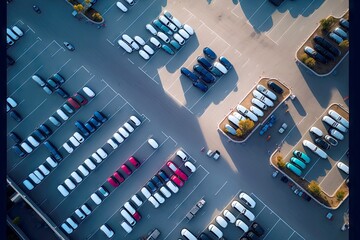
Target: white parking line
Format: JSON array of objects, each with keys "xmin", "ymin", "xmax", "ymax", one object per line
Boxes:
[
  {"xmin": 318, "ymin": 149, "xmax": 348, "ymax": 186},
  {"xmin": 102, "ymin": 2, "xmax": 116, "ymax": 16},
  {"xmin": 166, "ymin": 90, "xmax": 194, "ymax": 114},
  {"xmin": 263, "ymin": 219, "xmax": 281, "ymax": 240},
  {"xmin": 214, "ymin": 180, "xmax": 228, "ymax": 196},
  {"xmin": 257, "ymin": 15, "xmax": 272, "ymax": 30},
  {"xmin": 199, "ymin": 20, "xmax": 231, "ymax": 47},
  {"xmin": 51, "ymin": 47, "xmax": 64, "ymax": 58},
  {"xmin": 265, "ymin": 9, "xmax": 292, "ymax": 36},
  {"xmin": 139, "ymin": 50, "xmax": 161, "ymax": 69},
  {"xmin": 280, "ymin": 115, "xmax": 307, "ymax": 143},
  {"xmin": 287, "ymin": 231, "xmax": 296, "ymax": 240},
  {"xmin": 128, "ymin": 58, "xmax": 134, "ymax": 64},
  {"xmin": 10, "ymin": 65, "xmax": 44, "ymax": 97},
  {"xmin": 27, "ymin": 25, "xmax": 35, "ymax": 33},
  {"xmin": 58, "ymin": 58, "xmax": 72, "ymax": 71},
  {"xmin": 138, "ymin": 67, "xmax": 160, "ymax": 85},
  {"xmin": 231, "ymin": 4, "xmax": 240, "ymax": 18},
  {"xmin": 247, "ymin": 0, "xmax": 267, "ymax": 22},
  {"xmin": 15, "ymin": 39, "xmax": 40, "ymax": 61},
  {"xmin": 106, "ymin": 38, "xmax": 115, "ymax": 46}
]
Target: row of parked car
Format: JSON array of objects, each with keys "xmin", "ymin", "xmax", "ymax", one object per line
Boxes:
[
  {"xmin": 7, "ymin": 25, "xmax": 24, "ymax": 46},
  {"xmin": 31, "ymin": 73, "xmax": 69, "ymax": 97},
  {"xmin": 6, "ymin": 97, "xmax": 22, "ymax": 122},
  {"xmin": 181, "ymin": 48, "xmax": 233, "ymax": 92},
  {"xmin": 181, "ymin": 192, "xmax": 264, "ymax": 240}
]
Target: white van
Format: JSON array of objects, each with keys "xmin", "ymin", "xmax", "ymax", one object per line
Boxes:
[
  {"xmin": 116, "ymin": 1, "xmax": 128, "ymax": 12},
  {"xmin": 71, "ymin": 171, "xmax": 82, "ymax": 183},
  {"xmin": 118, "ymin": 39, "xmax": 132, "ymax": 53},
  {"xmin": 84, "ymin": 159, "xmax": 96, "ymax": 170},
  {"xmin": 228, "ymin": 114, "xmax": 240, "ymax": 127},
  {"xmin": 236, "ymin": 104, "xmax": 258, "ymax": 122},
  {"xmin": 120, "ymin": 221, "xmax": 132, "ymax": 233},
  {"xmin": 232, "ymin": 112, "xmax": 246, "ymax": 121},
  {"xmin": 302, "ymin": 140, "xmax": 328, "ymax": 159},
  {"xmin": 33, "ymin": 170, "xmax": 44, "ymax": 181},
  {"xmin": 97, "ymin": 148, "xmax": 108, "ymax": 159},
  {"xmin": 322, "ymin": 116, "xmax": 347, "ymax": 133},
  {"xmin": 81, "ymin": 204, "xmax": 92, "ymax": 215},
  {"xmin": 153, "ymin": 192, "xmax": 165, "ymax": 204},
  {"xmin": 256, "ymin": 84, "xmax": 277, "ymax": 101},
  {"xmin": 29, "ymin": 173, "xmax": 41, "ymax": 184},
  {"xmin": 310, "ymin": 127, "xmax": 323, "ymax": 137},
  {"xmin": 46, "ymin": 156, "xmax": 58, "ymax": 168},
  {"xmin": 328, "ymin": 110, "xmax": 349, "ymax": 128},
  {"xmin": 113, "ymin": 132, "xmax": 124, "ymax": 144},
  {"xmin": 159, "ymin": 186, "xmax": 172, "ymax": 198},
  {"xmin": 214, "ymin": 62, "xmax": 228, "ymax": 75},
  {"xmin": 12, "ymin": 26, "xmax": 23, "ymax": 37},
  {"xmin": 131, "ymin": 194, "xmax": 143, "ymax": 207},
  {"xmin": 235, "ymin": 219, "xmax": 249, "ymax": 232},
  {"xmin": 208, "ymin": 224, "xmax": 223, "ymax": 238},
  {"xmin": 181, "ymin": 228, "xmax": 197, "ymax": 240},
  {"xmin": 66, "ymin": 217, "xmax": 78, "ymax": 229},
  {"xmin": 91, "ymin": 193, "xmax": 102, "ymax": 205},
  {"xmin": 58, "ymin": 184, "xmax": 69, "ymax": 197},
  {"xmin": 64, "ymin": 178, "xmax": 76, "ymax": 190},
  {"xmin": 63, "ymin": 142, "xmax": 74, "ymax": 153},
  {"xmin": 57, "ymin": 109, "xmax": 69, "ymax": 121},
  {"xmin": 100, "ymin": 224, "xmax": 114, "ymax": 238},
  {"xmin": 38, "ymin": 164, "xmax": 50, "ymax": 176},
  {"xmin": 78, "ymin": 165, "xmax": 89, "ymax": 176},
  {"xmin": 216, "ymin": 216, "xmax": 228, "ymax": 228},
  {"xmin": 150, "ymin": 37, "xmax": 161, "ymax": 48},
  {"xmin": 239, "ymin": 192, "xmax": 256, "ymax": 208},
  {"xmin": 75, "ymin": 209, "xmax": 85, "ymax": 220},
  {"xmin": 23, "ymin": 179, "xmax": 34, "ymax": 190},
  {"xmin": 251, "ymin": 98, "xmax": 267, "ymax": 110},
  {"xmin": 157, "ymin": 32, "xmax": 170, "ymax": 43},
  {"xmin": 21, "ymin": 142, "xmax": 33, "ymax": 153},
  {"xmin": 61, "ymin": 223, "xmax": 73, "ymax": 234},
  {"xmin": 124, "ymin": 202, "xmax": 136, "ymax": 215},
  {"xmin": 7, "ymin": 28, "xmax": 19, "ymax": 40},
  {"xmin": 139, "ymin": 50, "xmax": 150, "ymax": 60},
  {"xmin": 252, "ymin": 90, "xmax": 274, "ymax": 107},
  {"xmin": 27, "ymin": 136, "xmax": 40, "ymax": 147},
  {"xmin": 148, "ymin": 196, "xmax": 160, "ymax": 208},
  {"xmin": 69, "ymin": 136, "xmax": 80, "ymax": 147},
  {"xmin": 166, "ymin": 180, "xmax": 179, "ymax": 193},
  {"xmin": 91, "ymin": 153, "xmax": 102, "ymax": 163},
  {"xmin": 120, "ymin": 209, "xmax": 136, "ymax": 226}
]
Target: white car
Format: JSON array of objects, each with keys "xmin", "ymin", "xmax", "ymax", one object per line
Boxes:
[
  {"xmin": 173, "ymin": 33, "xmax": 185, "ymax": 45},
  {"xmin": 176, "ymin": 150, "xmax": 188, "ymax": 161},
  {"xmin": 216, "ymin": 216, "xmax": 228, "ymax": 228},
  {"xmin": 183, "ymin": 24, "xmax": 194, "ymax": 35},
  {"xmin": 143, "ymin": 45, "xmax": 154, "ymax": 55},
  {"xmin": 181, "ymin": 229, "xmax": 197, "ymax": 240},
  {"xmin": 163, "ymin": 10, "xmax": 182, "ymax": 28},
  {"xmin": 232, "ymin": 112, "xmax": 246, "ymax": 121},
  {"xmin": 250, "ymin": 105, "xmax": 264, "ymax": 117},
  {"xmin": 328, "ymin": 110, "xmax": 349, "ymax": 128},
  {"xmin": 159, "ymin": 15, "xmax": 178, "ymax": 32},
  {"xmin": 123, "ymin": 122, "xmax": 134, "ymax": 133},
  {"xmin": 310, "ymin": 126, "xmax": 323, "ymax": 137},
  {"xmin": 118, "ymin": 39, "xmax": 132, "ymax": 53},
  {"xmin": 146, "ymin": 24, "xmax": 158, "ymax": 36},
  {"xmin": 148, "ymin": 138, "xmax": 158, "ymax": 149},
  {"xmin": 208, "ymin": 224, "xmax": 223, "ymax": 238},
  {"xmin": 157, "ymin": 31, "xmax": 170, "ymax": 43},
  {"xmin": 256, "ymin": 84, "xmax": 277, "ymax": 100},
  {"xmin": 337, "ymin": 162, "xmax": 349, "ymax": 174},
  {"xmin": 329, "ymin": 128, "xmax": 344, "ymax": 141},
  {"xmin": 322, "ymin": 116, "xmax": 347, "ymax": 133},
  {"xmin": 116, "ymin": 1, "xmax": 128, "ymax": 12},
  {"xmin": 236, "ymin": 104, "xmax": 258, "ymax": 122},
  {"xmin": 129, "ymin": 115, "xmax": 141, "ymax": 126},
  {"xmin": 228, "ymin": 114, "xmax": 240, "ymax": 127},
  {"xmin": 73, "ymin": 132, "xmax": 84, "ymax": 143},
  {"xmin": 214, "ymin": 62, "xmax": 228, "ymax": 74},
  {"xmin": 118, "ymin": 127, "xmax": 129, "ymax": 138},
  {"xmin": 239, "ymin": 192, "xmax": 256, "ymax": 208},
  {"xmin": 184, "ymin": 161, "xmax": 196, "ymax": 173},
  {"xmin": 6, "ymin": 97, "xmax": 17, "ymax": 108},
  {"xmin": 235, "ymin": 219, "xmax": 249, "ymax": 232},
  {"xmin": 223, "ymin": 210, "xmax": 236, "ymax": 223},
  {"xmin": 122, "ymin": 34, "xmax": 140, "ymax": 50},
  {"xmin": 134, "ymin": 36, "xmax": 146, "ymax": 46},
  {"xmin": 139, "ymin": 50, "xmax": 150, "ymax": 60},
  {"xmin": 302, "ymin": 140, "xmax": 328, "ymax": 159},
  {"xmin": 124, "ymin": 0, "xmax": 134, "ymax": 6},
  {"xmin": 107, "ymin": 139, "xmax": 118, "ymax": 149},
  {"xmin": 252, "ymin": 90, "xmax": 274, "ymax": 107},
  {"xmin": 231, "ymin": 200, "xmax": 255, "ymax": 221},
  {"xmin": 113, "ymin": 132, "xmax": 124, "ymax": 144},
  {"xmin": 150, "ymin": 37, "xmax": 161, "ymax": 48},
  {"xmin": 251, "ymin": 98, "xmax": 267, "ymax": 110},
  {"xmin": 225, "ymin": 124, "xmax": 237, "ymax": 135},
  {"xmin": 178, "ymin": 29, "xmax": 190, "ymax": 39},
  {"xmin": 83, "ymin": 86, "xmax": 95, "ymax": 98}
]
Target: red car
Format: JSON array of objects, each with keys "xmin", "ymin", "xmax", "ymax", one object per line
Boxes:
[
  {"xmin": 72, "ymin": 93, "xmax": 88, "ymax": 106},
  {"xmin": 67, "ymin": 98, "xmax": 81, "ymax": 109},
  {"xmin": 166, "ymin": 161, "xmax": 188, "ymax": 181},
  {"xmin": 128, "ymin": 156, "xmax": 141, "ymax": 168},
  {"xmin": 107, "ymin": 177, "xmax": 119, "ymax": 187},
  {"xmin": 113, "ymin": 172, "xmax": 124, "ymax": 183},
  {"xmin": 171, "ymin": 175, "xmax": 184, "ymax": 187},
  {"xmin": 133, "ymin": 211, "xmax": 142, "ymax": 221},
  {"xmin": 121, "ymin": 164, "xmax": 132, "ymax": 176}
]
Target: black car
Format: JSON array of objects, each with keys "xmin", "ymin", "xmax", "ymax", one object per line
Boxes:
[
  {"xmin": 193, "ymin": 80, "xmax": 208, "ymax": 92},
  {"xmin": 280, "ymin": 176, "xmax": 289, "ymax": 183},
  {"xmin": 302, "ymin": 192, "xmax": 312, "ymax": 202},
  {"xmin": 313, "ymin": 36, "xmax": 340, "ymax": 57},
  {"xmin": 304, "ymin": 46, "xmax": 327, "ymax": 64},
  {"xmin": 157, "ymin": 170, "xmax": 169, "ymax": 182},
  {"xmin": 315, "ymin": 138, "xmax": 331, "ymax": 150},
  {"xmin": 72, "ymin": 93, "xmax": 88, "ymax": 105},
  {"xmin": 197, "ymin": 56, "xmax": 213, "ymax": 71},
  {"xmin": 198, "ymin": 233, "xmax": 211, "ymax": 240},
  {"xmin": 146, "ymin": 181, "xmax": 157, "ymax": 193},
  {"xmin": 75, "ymin": 121, "xmax": 90, "ymax": 137},
  {"xmin": 7, "ymin": 55, "xmax": 15, "ymax": 65},
  {"xmin": 39, "ymin": 124, "xmax": 52, "ymax": 136},
  {"xmin": 203, "ymin": 47, "xmax": 217, "ymax": 60},
  {"xmin": 51, "ymin": 73, "xmax": 65, "ymax": 84},
  {"xmin": 47, "ymin": 79, "xmax": 59, "ymax": 90},
  {"xmin": 33, "ymin": 5, "xmax": 41, "ymax": 13},
  {"xmin": 267, "ymin": 81, "xmax": 283, "ymax": 94},
  {"xmin": 55, "ymin": 88, "xmax": 69, "ymax": 98},
  {"xmin": 193, "ymin": 64, "xmax": 216, "ymax": 83},
  {"xmin": 10, "ymin": 111, "xmax": 22, "ymax": 122},
  {"xmin": 94, "ymin": 111, "xmax": 107, "ymax": 123},
  {"xmin": 219, "ymin": 56, "xmax": 232, "ymax": 70},
  {"xmin": 12, "ymin": 145, "xmax": 26, "ymax": 158},
  {"xmin": 151, "ymin": 176, "xmax": 163, "ymax": 188},
  {"xmin": 180, "ymin": 67, "xmax": 199, "ymax": 82},
  {"xmin": 33, "ymin": 129, "xmax": 46, "ymax": 141},
  {"xmin": 251, "ymin": 222, "xmax": 265, "ymax": 237},
  {"xmin": 9, "ymin": 132, "xmax": 21, "ymax": 144},
  {"xmin": 314, "ymin": 44, "xmax": 335, "ymax": 61},
  {"xmin": 246, "ymin": 231, "xmax": 260, "ymax": 240}
]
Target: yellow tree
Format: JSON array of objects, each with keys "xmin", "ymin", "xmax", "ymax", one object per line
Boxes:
[
  {"xmin": 92, "ymin": 13, "xmax": 103, "ymax": 21},
  {"xmin": 73, "ymin": 4, "xmax": 84, "ymax": 12},
  {"xmin": 238, "ymin": 119, "xmax": 254, "ymax": 133},
  {"xmin": 236, "ymin": 128, "xmax": 243, "ymax": 137}
]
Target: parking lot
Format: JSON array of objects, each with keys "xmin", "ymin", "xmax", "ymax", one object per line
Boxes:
[{"xmin": 7, "ymin": 0, "xmax": 349, "ymax": 239}]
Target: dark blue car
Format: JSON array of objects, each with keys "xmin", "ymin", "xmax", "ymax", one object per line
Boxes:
[
  {"xmin": 85, "ymin": 122, "xmax": 96, "ymax": 133},
  {"xmin": 157, "ymin": 170, "xmax": 169, "ymax": 182},
  {"xmin": 203, "ymin": 47, "xmax": 217, "ymax": 60},
  {"xmin": 75, "ymin": 121, "xmax": 90, "ymax": 137},
  {"xmin": 219, "ymin": 56, "xmax": 233, "ymax": 70},
  {"xmin": 146, "ymin": 181, "xmax": 157, "ymax": 193},
  {"xmin": 39, "ymin": 124, "xmax": 51, "ymax": 136},
  {"xmin": 152, "ymin": 176, "xmax": 163, "ymax": 188},
  {"xmin": 181, "ymin": 67, "xmax": 199, "ymax": 82},
  {"xmin": 89, "ymin": 117, "xmax": 101, "ymax": 127},
  {"xmin": 193, "ymin": 64, "xmax": 216, "ymax": 83},
  {"xmin": 94, "ymin": 111, "xmax": 107, "ymax": 123},
  {"xmin": 193, "ymin": 80, "xmax": 208, "ymax": 92}
]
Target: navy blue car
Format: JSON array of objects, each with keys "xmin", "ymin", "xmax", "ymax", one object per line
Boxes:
[
  {"xmin": 197, "ymin": 56, "xmax": 213, "ymax": 71},
  {"xmin": 203, "ymin": 47, "xmax": 217, "ymax": 60},
  {"xmin": 51, "ymin": 73, "xmax": 65, "ymax": 84},
  {"xmin": 33, "ymin": 129, "xmax": 46, "ymax": 141},
  {"xmin": 193, "ymin": 64, "xmax": 216, "ymax": 83},
  {"xmin": 219, "ymin": 56, "xmax": 233, "ymax": 70},
  {"xmin": 152, "ymin": 176, "xmax": 163, "ymax": 188},
  {"xmin": 181, "ymin": 67, "xmax": 199, "ymax": 82},
  {"xmin": 55, "ymin": 88, "xmax": 69, "ymax": 98},
  {"xmin": 75, "ymin": 121, "xmax": 90, "ymax": 137},
  {"xmin": 193, "ymin": 80, "xmax": 208, "ymax": 92},
  {"xmin": 157, "ymin": 170, "xmax": 169, "ymax": 182},
  {"xmin": 146, "ymin": 181, "xmax": 157, "ymax": 193},
  {"xmin": 94, "ymin": 111, "xmax": 107, "ymax": 123},
  {"xmin": 39, "ymin": 124, "xmax": 51, "ymax": 136}
]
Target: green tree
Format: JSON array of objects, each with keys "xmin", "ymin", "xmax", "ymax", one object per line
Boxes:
[
  {"xmin": 336, "ymin": 190, "xmax": 345, "ymax": 202},
  {"xmin": 92, "ymin": 12, "xmax": 103, "ymax": 22},
  {"xmin": 304, "ymin": 57, "xmax": 316, "ymax": 68},
  {"xmin": 320, "ymin": 16, "xmax": 335, "ymax": 32},
  {"xmin": 299, "ymin": 53, "xmax": 308, "ymax": 63},
  {"xmin": 339, "ymin": 40, "xmax": 349, "ymax": 48},
  {"xmin": 73, "ymin": 4, "xmax": 84, "ymax": 12},
  {"xmin": 308, "ymin": 181, "xmax": 321, "ymax": 196}
]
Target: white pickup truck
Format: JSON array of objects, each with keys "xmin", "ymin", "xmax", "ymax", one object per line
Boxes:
[{"xmin": 207, "ymin": 150, "xmax": 220, "ymax": 160}]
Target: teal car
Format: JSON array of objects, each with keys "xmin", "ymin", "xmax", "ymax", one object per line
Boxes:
[
  {"xmin": 290, "ymin": 157, "xmax": 306, "ymax": 170},
  {"xmin": 170, "ymin": 40, "xmax": 181, "ymax": 51},
  {"xmin": 152, "ymin": 19, "xmax": 173, "ymax": 35},
  {"xmin": 161, "ymin": 44, "xmax": 174, "ymax": 55},
  {"xmin": 293, "ymin": 150, "xmax": 310, "ymax": 164},
  {"xmin": 286, "ymin": 162, "xmax": 302, "ymax": 177}
]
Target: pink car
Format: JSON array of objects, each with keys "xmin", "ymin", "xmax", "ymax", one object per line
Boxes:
[
  {"xmin": 171, "ymin": 175, "xmax": 184, "ymax": 187},
  {"xmin": 107, "ymin": 177, "xmax": 119, "ymax": 187},
  {"xmin": 166, "ymin": 161, "xmax": 188, "ymax": 181}
]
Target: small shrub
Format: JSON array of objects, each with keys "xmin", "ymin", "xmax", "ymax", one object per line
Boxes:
[
  {"xmin": 276, "ymin": 156, "xmax": 285, "ymax": 168},
  {"xmin": 300, "ymin": 53, "xmax": 308, "ymax": 62},
  {"xmin": 308, "ymin": 181, "xmax": 321, "ymax": 196},
  {"xmin": 92, "ymin": 12, "xmax": 103, "ymax": 22},
  {"xmin": 320, "ymin": 16, "xmax": 335, "ymax": 32},
  {"xmin": 238, "ymin": 119, "xmax": 255, "ymax": 134},
  {"xmin": 304, "ymin": 57, "xmax": 316, "ymax": 68},
  {"xmin": 12, "ymin": 216, "xmax": 20, "ymax": 225},
  {"xmin": 339, "ymin": 40, "xmax": 349, "ymax": 48},
  {"xmin": 336, "ymin": 190, "xmax": 345, "ymax": 201},
  {"xmin": 236, "ymin": 128, "xmax": 243, "ymax": 137},
  {"xmin": 73, "ymin": 4, "xmax": 84, "ymax": 12}
]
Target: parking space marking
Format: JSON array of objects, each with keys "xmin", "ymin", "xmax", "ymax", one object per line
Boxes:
[
  {"xmin": 265, "ymin": 10, "xmax": 292, "ymax": 37},
  {"xmin": 58, "ymin": 58, "xmax": 72, "ymax": 71},
  {"xmin": 231, "ymin": 4, "xmax": 240, "ymax": 18},
  {"xmin": 8, "ymin": 40, "xmax": 61, "ymax": 84},
  {"xmin": 137, "ymin": 67, "xmax": 160, "ymax": 85},
  {"xmin": 167, "ymin": 165, "xmax": 209, "ymax": 219},
  {"xmin": 318, "ymin": 149, "xmax": 348, "ymax": 187},
  {"xmin": 106, "ymin": 38, "xmax": 115, "ymax": 46},
  {"xmin": 15, "ymin": 39, "xmax": 41, "ymax": 61},
  {"xmin": 27, "ymin": 24, "xmax": 35, "ymax": 33},
  {"xmin": 263, "ymin": 219, "xmax": 281, "ymax": 240},
  {"xmin": 280, "ymin": 114, "xmax": 307, "ymax": 145},
  {"xmin": 241, "ymin": 58, "xmax": 250, "ymax": 68},
  {"xmin": 10, "ymin": 65, "xmax": 44, "ymax": 97},
  {"xmin": 166, "ymin": 90, "xmax": 194, "ymax": 114},
  {"xmin": 139, "ymin": 50, "xmax": 161, "ymax": 70},
  {"xmin": 247, "ymin": 0, "xmax": 267, "ymax": 22},
  {"xmin": 257, "ymin": 15, "xmax": 272, "ymax": 30},
  {"xmin": 102, "ymin": 2, "xmax": 116, "ymax": 16},
  {"xmin": 287, "ymin": 231, "xmax": 296, "ymax": 240},
  {"xmin": 128, "ymin": 58, "xmax": 134, "ymax": 64},
  {"xmin": 214, "ymin": 180, "xmax": 228, "ymax": 196},
  {"xmin": 51, "ymin": 47, "xmax": 65, "ymax": 58},
  {"xmin": 199, "ymin": 20, "xmax": 231, "ymax": 47}
]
